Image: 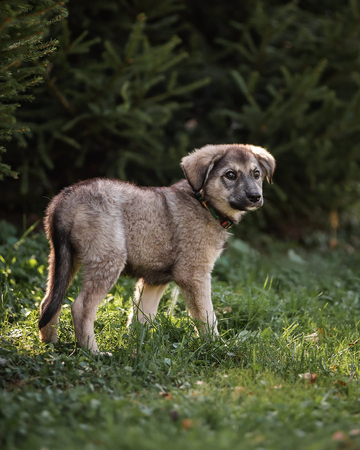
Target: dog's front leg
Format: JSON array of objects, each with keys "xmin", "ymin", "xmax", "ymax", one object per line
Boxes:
[{"xmin": 179, "ymin": 274, "xmax": 219, "ymax": 336}]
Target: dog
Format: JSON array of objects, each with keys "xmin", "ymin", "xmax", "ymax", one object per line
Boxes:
[{"xmin": 39, "ymin": 144, "xmax": 275, "ymax": 352}]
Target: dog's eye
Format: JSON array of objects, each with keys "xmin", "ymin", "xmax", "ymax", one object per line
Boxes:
[
  {"xmin": 225, "ymin": 171, "xmax": 237, "ymax": 180},
  {"xmin": 253, "ymin": 170, "xmax": 260, "ymax": 180}
]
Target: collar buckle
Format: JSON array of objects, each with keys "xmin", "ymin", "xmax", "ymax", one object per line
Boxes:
[{"xmin": 195, "ymin": 191, "xmax": 233, "ymax": 229}]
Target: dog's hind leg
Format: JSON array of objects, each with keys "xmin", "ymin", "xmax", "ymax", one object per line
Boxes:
[
  {"xmin": 71, "ymin": 254, "xmax": 125, "ymax": 353},
  {"xmin": 39, "ymin": 213, "xmax": 80, "ymax": 344},
  {"xmin": 39, "ymin": 261, "xmax": 79, "ymax": 344},
  {"xmin": 127, "ymin": 279, "xmax": 168, "ymax": 326}
]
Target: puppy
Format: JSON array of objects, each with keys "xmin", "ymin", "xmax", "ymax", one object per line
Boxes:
[{"xmin": 39, "ymin": 144, "xmax": 275, "ymax": 352}]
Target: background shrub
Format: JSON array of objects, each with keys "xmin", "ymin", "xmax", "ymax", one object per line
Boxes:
[{"xmin": 1, "ymin": 0, "xmax": 360, "ymax": 235}]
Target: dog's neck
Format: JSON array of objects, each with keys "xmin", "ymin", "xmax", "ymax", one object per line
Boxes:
[{"xmin": 194, "ymin": 191, "xmax": 233, "ymax": 229}]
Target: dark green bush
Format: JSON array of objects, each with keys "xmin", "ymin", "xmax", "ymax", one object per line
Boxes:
[
  {"xmin": 213, "ymin": 1, "xmax": 360, "ymax": 223},
  {"xmin": 0, "ymin": 0, "xmax": 68, "ymax": 180},
  {"xmin": 1, "ymin": 0, "xmax": 360, "ymax": 233}
]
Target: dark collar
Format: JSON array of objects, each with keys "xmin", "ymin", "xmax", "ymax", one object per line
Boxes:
[{"xmin": 195, "ymin": 191, "xmax": 233, "ymax": 229}]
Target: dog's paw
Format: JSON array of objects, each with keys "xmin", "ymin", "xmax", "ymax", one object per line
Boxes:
[{"xmin": 99, "ymin": 351, "xmax": 113, "ymax": 357}]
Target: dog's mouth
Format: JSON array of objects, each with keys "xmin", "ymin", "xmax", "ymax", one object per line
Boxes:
[
  {"xmin": 229, "ymin": 198, "xmax": 263, "ymax": 212},
  {"xmin": 244, "ymin": 203, "xmax": 262, "ymax": 211}
]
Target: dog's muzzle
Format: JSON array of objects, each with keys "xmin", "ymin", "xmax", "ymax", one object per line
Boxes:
[{"xmin": 229, "ymin": 193, "xmax": 263, "ymax": 211}]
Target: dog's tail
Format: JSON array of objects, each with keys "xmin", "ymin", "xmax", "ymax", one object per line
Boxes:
[{"xmin": 39, "ymin": 207, "xmax": 74, "ymax": 331}]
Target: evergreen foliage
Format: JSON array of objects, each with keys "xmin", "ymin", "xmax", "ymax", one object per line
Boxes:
[
  {"xmin": 3, "ymin": 0, "xmax": 210, "ymax": 208},
  {"xmin": 1, "ymin": 0, "xmax": 360, "ymax": 233},
  {"xmin": 213, "ymin": 1, "xmax": 360, "ymax": 224},
  {"xmin": 0, "ymin": 0, "xmax": 68, "ymax": 180}
]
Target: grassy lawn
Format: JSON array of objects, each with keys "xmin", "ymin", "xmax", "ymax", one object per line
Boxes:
[{"xmin": 1, "ymin": 225, "xmax": 360, "ymax": 450}]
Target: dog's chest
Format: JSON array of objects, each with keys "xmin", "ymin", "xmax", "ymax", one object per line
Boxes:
[{"xmin": 119, "ymin": 185, "xmax": 228, "ymax": 284}]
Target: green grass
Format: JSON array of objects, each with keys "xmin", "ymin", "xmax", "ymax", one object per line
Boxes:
[{"xmin": 1, "ymin": 225, "xmax": 360, "ymax": 450}]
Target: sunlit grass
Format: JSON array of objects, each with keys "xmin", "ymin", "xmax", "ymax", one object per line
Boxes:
[{"xmin": 1, "ymin": 230, "xmax": 360, "ymax": 449}]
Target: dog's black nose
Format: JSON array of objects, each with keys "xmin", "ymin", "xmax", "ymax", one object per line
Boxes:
[{"xmin": 247, "ymin": 192, "xmax": 261, "ymax": 203}]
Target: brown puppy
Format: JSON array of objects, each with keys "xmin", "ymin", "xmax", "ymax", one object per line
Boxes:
[{"xmin": 39, "ymin": 144, "xmax": 275, "ymax": 352}]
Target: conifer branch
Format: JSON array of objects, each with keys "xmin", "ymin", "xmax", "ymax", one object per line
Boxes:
[
  {"xmin": 18, "ymin": 1, "xmax": 66, "ymax": 20},
  {"xmin": 44, "ymin": 74, "xmax": 76, "ymax": 116},
  {"xmin": 0, "ymin": 16, "xmax": 12, "ymax": 34},
  {"xmin": 0, "ymin": 59, "xmax": 20, "ymax": 73}
]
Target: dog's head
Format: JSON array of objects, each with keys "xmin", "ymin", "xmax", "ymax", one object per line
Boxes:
[{"xmin": 181, "ymin": 144, "xmax": 275, "ymax": 222}]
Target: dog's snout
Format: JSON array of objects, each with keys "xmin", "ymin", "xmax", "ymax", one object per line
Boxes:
[{"xmin": 247, "ymin": 192, "xmax": 261, "ymax": 203}]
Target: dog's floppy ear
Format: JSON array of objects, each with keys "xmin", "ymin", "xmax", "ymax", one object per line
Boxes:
[
  {"xmin": 181, "ymin": 145, "xmax": 226, "ymax": 192},
  {"xmin": 249, "ymin": 145, "xmax": 276, "ymax": 184}
]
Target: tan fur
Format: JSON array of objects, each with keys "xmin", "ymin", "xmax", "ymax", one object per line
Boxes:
[{"xmin": 39, "ymin": 144, "xmax": 275, "ymax": 352}]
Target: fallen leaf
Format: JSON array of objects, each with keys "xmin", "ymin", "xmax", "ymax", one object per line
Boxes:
[
  {"xmin": 182, "ymin": 419, "xmax": 194, "ymax": 430},
  {"xmin": 316, "ymin": 327, "xmax": 329, "ymax": 337},
  {"xmin": 332, "ymin": 431, "xmax": 346, "ymax": 441},
  {"xmin": 308, "ymin": 374, "xmax": 317, "ymax": 384},
  {"xmin": 160, "ymin": 392, "xmax": 173, "ymax": 400},
  {"xmin": 334, "ymin": 380, "xmax": 347, "ymax": 387}
]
